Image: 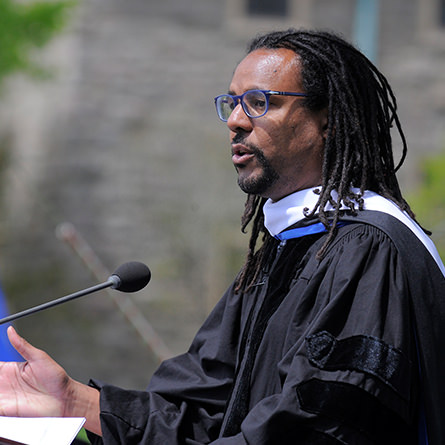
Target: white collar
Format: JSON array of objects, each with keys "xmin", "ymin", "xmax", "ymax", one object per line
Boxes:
[
  {"xmin": 263, "ymin": 187, "xmax": 322, "ymax": 236},
  {"xmin": 263, "ymin": 187, "xmax": 445, "ymax": 276}
]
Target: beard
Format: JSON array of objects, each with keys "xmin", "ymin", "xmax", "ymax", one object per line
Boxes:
[{"xmin": 235, "ymin": 144, "xmax": 279, "ymax": 196}]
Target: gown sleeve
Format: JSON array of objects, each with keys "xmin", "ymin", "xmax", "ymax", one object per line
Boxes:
[
  {"xmin": 88, "ymin": 224, "xmax": 420, "ymax": 444},
  {"xmin": 87, "ymin": 283, "xmax": 242, "ymax": 445}
]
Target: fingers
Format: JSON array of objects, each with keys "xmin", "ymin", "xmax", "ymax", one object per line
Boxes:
[{"xmin": 6, "ymin": 326, "xmax": 44, "ymax": 362}]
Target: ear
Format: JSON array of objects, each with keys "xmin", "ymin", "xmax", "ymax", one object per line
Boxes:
[{"xmin": 318, "ymin": 107, "xmax": 329, "ymax": 140}]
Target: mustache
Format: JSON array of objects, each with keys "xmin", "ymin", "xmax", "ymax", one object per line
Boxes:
[
  {"xmin": 231, "ymin": 133, "xmax": 261, "ymax": 154},
  {"xmin": 231, "ymin": 132, "xmax": 247, "ymax": 145}
]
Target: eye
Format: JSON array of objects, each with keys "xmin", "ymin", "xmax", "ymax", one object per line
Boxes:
[
  {"xmin": 220, "ymin": 96, "xmax": 236, "ymax": 111},
  {"xmin": 228, "ymin": 100, "xmax": 236, "ymax": 110},
  {"xmin": 244, "ymin": 91, "xmax": 267, "ymax": 112},
  {"xmin": 253, "ymin": 98, "xmax": 266, "ymax": 108}
]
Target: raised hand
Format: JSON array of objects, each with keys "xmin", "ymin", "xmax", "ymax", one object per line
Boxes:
[
  {"xmin": 0, "ymin": 327, "xmax": 102, "ymax": 435},
  {"xmin": 0, "ymin": 326, "xmax": 71, "ymax": 417}
]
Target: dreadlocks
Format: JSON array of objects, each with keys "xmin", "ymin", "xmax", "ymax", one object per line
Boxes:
[{"xmin": 235, "ymin": 28, "xmax": 417, "ymax": 293}]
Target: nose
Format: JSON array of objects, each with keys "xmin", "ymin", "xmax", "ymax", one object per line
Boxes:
[{"xmin": 227, "ymin": 101, "xmax": 253, "ymax": 132}]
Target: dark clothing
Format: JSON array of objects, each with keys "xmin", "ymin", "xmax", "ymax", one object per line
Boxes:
[{"xmin": 88, "ymin": 212, "xmax": 445, "ymax": 444}]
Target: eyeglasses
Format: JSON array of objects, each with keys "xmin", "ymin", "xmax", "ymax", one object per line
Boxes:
[{"xmin": 214, "ymin": 89, "xmax": 308, "ymax": 122}]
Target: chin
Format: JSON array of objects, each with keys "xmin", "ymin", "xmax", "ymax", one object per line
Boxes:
[{"xmin": 238, "ymin": 174, "xmax": 277, "ymax": 197}]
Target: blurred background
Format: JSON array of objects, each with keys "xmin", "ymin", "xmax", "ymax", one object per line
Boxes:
[{"xmin": 0, "ymin": 0, "xmax": 444, "ymax": 396}]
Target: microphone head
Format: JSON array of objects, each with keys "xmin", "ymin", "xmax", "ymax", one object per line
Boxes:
[{"xmin": 110, "ymin": 261, "xmax": 151, "ymax": 293}]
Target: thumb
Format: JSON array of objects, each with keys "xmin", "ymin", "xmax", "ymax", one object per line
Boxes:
[{"xmin": 6, "ymin": 326, "xmax": 44, "ymax": 362}]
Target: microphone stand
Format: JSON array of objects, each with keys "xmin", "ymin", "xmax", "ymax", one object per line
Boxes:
[{"xmin": 0, "ymin": 278, "xmax": 118, "ymax": 326}]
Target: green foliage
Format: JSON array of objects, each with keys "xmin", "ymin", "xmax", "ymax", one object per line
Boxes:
[
  {"xmin": 0, "ymin": 0, "xmax": 74, "ymax": 84},
  {"xmin": 408, "ymin": 150, "xmax": 445, "ymax": 260},
  {"xmin": 76, "ymin": 428, "xmax": 91, "ymax": 443}
]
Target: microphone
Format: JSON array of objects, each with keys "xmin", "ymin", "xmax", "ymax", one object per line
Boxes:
[{"xmin": 0, "ymin": 261, "xmax": 151, "ymax": 325}]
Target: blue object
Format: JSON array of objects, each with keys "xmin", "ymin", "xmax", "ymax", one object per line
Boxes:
[
  {"xmin": 274, "ymin": 221, "xmax": 350, "ymax": 241},
  {"xmin": 0, "ymin": 284, "xmax": 23, "ymax": 361},
  {"xmin": 214, "ymin": 89, "xmax": 308, "ymax": 122}
]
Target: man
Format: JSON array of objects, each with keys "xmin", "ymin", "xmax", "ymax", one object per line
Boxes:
[{"xmin": 0, "ymin": 29, "xmax": 444, "ymax": 444}]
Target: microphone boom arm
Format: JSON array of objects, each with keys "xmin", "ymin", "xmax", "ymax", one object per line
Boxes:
[{"xmin": 0, "ymin": 278, "xmax": 118, "ymax": 326}]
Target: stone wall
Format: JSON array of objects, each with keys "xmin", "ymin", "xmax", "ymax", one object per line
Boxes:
[{"xmin": 0, "ymin": 0, "xmax": 443, "ymax": 389}]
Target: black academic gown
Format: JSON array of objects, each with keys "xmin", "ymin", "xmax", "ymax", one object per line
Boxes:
[{"xmin": 88, "ymin": 211, "xmax": 445, "ymax": 444}]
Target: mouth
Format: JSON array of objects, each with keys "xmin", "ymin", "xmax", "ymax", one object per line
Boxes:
[{"xmin": 231, "ymin": 143, "xmax": 255, "ymax": 166}]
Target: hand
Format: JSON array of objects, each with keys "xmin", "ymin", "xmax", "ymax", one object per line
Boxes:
[
  {"xmin": 0, "ymin": 327, "xmax": 102, "ymax": 435},
  {"xmin": 0, "ymin": 326, "xmax": 71, "ymax": 417}
]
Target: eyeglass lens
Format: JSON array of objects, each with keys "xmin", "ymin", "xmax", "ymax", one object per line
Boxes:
[
  {"xmin": 242, "ymin": 90, "xmax": 267, "ymax": 117},
  {"xmin": 216, "ymin": 90, "xmax": 268, "ymax": 121}
]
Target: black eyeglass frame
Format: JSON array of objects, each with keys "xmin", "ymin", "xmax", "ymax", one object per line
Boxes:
[{"xmin": 214, "ymin": 89, "xmax": 308, "ymax": 122}]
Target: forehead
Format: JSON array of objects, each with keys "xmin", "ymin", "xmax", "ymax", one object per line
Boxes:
[{"xmin": 230, "ymin": 48, "xmax": 302, "ymax": 93}]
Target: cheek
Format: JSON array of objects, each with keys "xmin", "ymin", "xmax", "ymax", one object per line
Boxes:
[
  {"xmin": 254, "ymin": 124, "xmax": 297, "ymax": 164},
  {"xmin": 259, "ymin": 123, "xmax": 291, "ymax": 151},
  {"xmin": 285, "ymin": 124, "xmax": 324, "ymax": 166},
  {"xmin": 291, "ymin": 118, "xmax": 325, "ymax": 150}
]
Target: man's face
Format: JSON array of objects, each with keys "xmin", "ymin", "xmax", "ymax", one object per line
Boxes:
[{"xmin": 227, "ymin": 48, "xmax": 327, "ymax": 201}]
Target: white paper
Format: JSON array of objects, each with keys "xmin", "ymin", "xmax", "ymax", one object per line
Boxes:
[{"xmin": 0, "ymin": 416, "xmax": 86, "ymax": 445}]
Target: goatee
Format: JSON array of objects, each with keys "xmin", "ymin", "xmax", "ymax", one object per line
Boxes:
[{"xmin": 236, "ymin": 145, "xmax": 279, "ymax": 196}]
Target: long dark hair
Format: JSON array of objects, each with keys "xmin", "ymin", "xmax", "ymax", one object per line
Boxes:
[{"xmin": 235, "ymin": 29, "xmax": 417, "ymax": 293}]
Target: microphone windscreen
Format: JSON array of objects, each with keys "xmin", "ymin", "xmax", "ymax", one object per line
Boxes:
[{"xmin": 111, "ymin": 261, "xmax": 151, "ymax": 293}]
